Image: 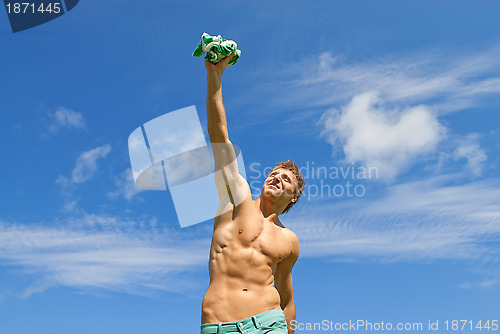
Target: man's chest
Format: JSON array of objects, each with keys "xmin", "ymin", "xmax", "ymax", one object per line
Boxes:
[{"xmin": 213, "ymin": 217, "xmax": 292, "ymax": 264}]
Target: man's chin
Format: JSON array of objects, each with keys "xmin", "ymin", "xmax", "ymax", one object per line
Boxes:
[{"xmin": 262, "ymin": 189, "xmax": 282, "ymax": 198}]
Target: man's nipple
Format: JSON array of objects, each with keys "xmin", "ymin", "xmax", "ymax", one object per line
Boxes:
[{"xmin": 238, "ymin": 229, "xmax": 243, "ymax": 234}]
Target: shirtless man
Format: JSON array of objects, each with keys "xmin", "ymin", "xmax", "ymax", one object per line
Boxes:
[{"xmin": 200, "ymin": 54, "xmax": 305, "ymax": 334}]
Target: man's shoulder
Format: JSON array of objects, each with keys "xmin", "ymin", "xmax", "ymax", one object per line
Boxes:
[{"xmin": 281, "ymin": 226, "xmax": 299, "ymax": 256}]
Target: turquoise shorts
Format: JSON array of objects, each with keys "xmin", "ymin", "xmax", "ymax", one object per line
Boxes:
[{"xmin": 200, "ymin": 309, "xmax": 288, "ymax": 334}]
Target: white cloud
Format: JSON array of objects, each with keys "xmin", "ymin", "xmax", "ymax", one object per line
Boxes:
[
  {"xmin": 242, "ymin": 47, "xmax": 500, "ymax": 180},
  {"xmin": 266, "ymin": 47, "xmax": 500, "ymax": 113},
  {"xmin": 453, "ymin": 134, "xmax": 487, "ymax": 177},
  {"xmin": 321, "ymin": 92, "xmax": 446, "ymax": 180},
  {"xmin": 286, "ymin": 176, "xmax": 500, "ymax": 264},
  {"xmin": 71, "ymin": 144, "xmax": 111, "ymax": 183},
  {"xmin": 459, "ymin": 278, "xmax": 499, "ymax": 289},
  {"xmin": 61, "ymin": 199, "xmax": 79, "ymax": 212},
  {"xmin": 55, "ymin": 145, "xmax": 112, "ymax": 213},
  {"xmin": 2, "ymin": 176, "xmax": 499, "ymax": 296},
  {"xmin": 49, "ymin": 107, "xmax": 86, "ymax": 132},
  {"xmin": 108, "ymin": 168, "xmax": 144, "ymax": 201},
  {"xmin": 253, "ymin": 47, "xmax": 500, "ymax": 181},
  {"xmin": 0, "ymin": 214, "xmax": 210, "ymax": 298}
]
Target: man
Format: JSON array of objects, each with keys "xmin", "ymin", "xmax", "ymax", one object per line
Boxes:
[{"xmin": 200, "ymin": 53, "xmax": 305, "ymax": 334}]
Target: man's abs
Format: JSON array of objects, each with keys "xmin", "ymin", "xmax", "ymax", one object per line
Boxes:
[{"xmin": 201, "ymin": 278, "xmax": 281, "ymax": 323}]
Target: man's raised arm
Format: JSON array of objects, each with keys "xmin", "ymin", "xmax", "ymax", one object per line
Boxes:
[{"xmin": 205, "ymin": 55, "xmax": 250, "ymax": 206}]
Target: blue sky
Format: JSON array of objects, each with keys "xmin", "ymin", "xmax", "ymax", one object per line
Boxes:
[{"xmin": 1, "ymin": 1, "xmax": 499, "ymax": 333}]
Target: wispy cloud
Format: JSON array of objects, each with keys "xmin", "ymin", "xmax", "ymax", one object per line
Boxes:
[
  {"xmin": 56, "ymin": 144, "xmax": 111, "ymax": 213},
  {"xmin": 453, "ymin": 134, "xmax": 487, "ymax": 177},
  {"xmin": 57, "ymin": 144, "xmax": 112, "ymax": 188},
  {"xmin": 72, "ymin": 144, "xmax": 112, "ymax": 183},
  {"xmin": 108, "ymin": 168, "xmax": 144, "ymax": 201},
  {"xmin": 258, "ymin": 46, "xmax": 500, "ymax": 180},
  {"xmin": 459, "ymin": 277, "xmax": 500, "ymax": 290},
  {"xmin": 287, "ymin": 176, "xmax": 500, "ymax": 267},
  {"xmin": 55, "ymin": 144, "xmax": 112, "ymax": 213},
  {"xmin": 0, "ymin": 214, "xmax": 210, "ymax": 298},
  {"xmin": 48, "ymin": 107, "xmax": 86, "ymax": 133},
  {"xmin": 265, "ymin": 47, "xmax": 500, "ymax": 113},
  {"xmin": 2, "ymin": 176, "xmax": 498, "ymax": 297}
]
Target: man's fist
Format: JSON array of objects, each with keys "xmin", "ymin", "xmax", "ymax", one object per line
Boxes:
[{"xmin": 205, "ymin": 52, "xmax": 237, "ymax": 76}]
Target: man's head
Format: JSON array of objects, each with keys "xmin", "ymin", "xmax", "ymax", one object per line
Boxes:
[{"xmin": 261, "ymin": 160, "xmax": 305, "ymax": 214}]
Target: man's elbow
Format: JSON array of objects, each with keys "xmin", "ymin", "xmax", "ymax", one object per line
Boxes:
[
  {"xmin": 281, "ymin": 290, "xmax": 295, "ymax": 311},
  {"xmin": 283, "ymin": 299, "xmax": 296, "ymax": 334}
]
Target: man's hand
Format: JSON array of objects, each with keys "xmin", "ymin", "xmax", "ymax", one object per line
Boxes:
[{"xmin": 205, "ymin": 52, "xmax": 237, "ymax": 77}]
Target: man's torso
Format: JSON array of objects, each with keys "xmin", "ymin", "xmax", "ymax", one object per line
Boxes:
[{"xmin": 201, "ymin": 199, "xmax": 295, "ymax": 324}]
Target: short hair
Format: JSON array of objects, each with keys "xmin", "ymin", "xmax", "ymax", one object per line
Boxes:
[{"xmin": 268, "ymin": 160, "xmax": 305, "ymax": 214}]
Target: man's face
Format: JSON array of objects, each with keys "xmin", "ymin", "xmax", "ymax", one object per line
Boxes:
[{"xmin": 262, "ymin": 168, "xmax": 298, "ymax": 203}]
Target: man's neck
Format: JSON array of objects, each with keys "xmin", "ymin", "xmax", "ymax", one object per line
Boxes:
[{"xmin": 255, "ymin": 196, "xmax": 285, "ymax": 219}]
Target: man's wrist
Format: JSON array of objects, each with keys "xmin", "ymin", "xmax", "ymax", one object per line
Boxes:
[
  {"xmin": 206, "ymin": 72, "xmax": 223, "ymax": 90},
  {"xmin": 206, "ymin": 71, "xmax": 222, "ymax": 79}
]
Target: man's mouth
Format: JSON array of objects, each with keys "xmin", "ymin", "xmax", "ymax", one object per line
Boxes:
[{"xmin": 268, "ymin": 183, "xmax": 280, "ymax": 190}]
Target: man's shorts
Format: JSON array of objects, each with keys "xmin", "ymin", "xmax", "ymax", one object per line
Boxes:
[{"xmin": 200, "ymin": 309, "xmax": 288, "ymax": 334}]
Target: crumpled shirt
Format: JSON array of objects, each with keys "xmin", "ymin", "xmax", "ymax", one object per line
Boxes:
[{"xmin": 192, "ymin": 32, "xmax": 241, "ymax": 66}]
